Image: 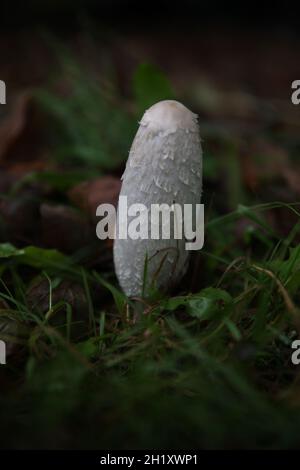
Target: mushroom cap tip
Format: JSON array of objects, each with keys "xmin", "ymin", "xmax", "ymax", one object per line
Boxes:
[{"xmin": 141, "ymin": 100, "xmax": 198, "ymax": 131}]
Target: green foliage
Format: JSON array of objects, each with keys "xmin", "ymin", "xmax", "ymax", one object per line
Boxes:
[
  {"xmin": 37, "ymin": 57, "xmax": 175, "ymax": 171},
  {"xmin": 164, "ymin": 288, "xmax": 233, "ymax": 320},
  {"xmin": 37, "ymin": 52, "xmax": 135, "ymax": 169},
  {"xmin": 0, "ymin": 243, "xmax": 24, "ymax": 258},
  {"xmin": 133, "ymin": 62, "xmax": 175, "ymax": 115},
  {"xmin": 1, "ymin": 197, "xmax": 300, "ymax": 449}
]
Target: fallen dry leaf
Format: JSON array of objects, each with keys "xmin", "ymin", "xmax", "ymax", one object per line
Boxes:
[
  {"xmin": 0, "ymin": 190, "xmax": 41, "ymax": 244},
  {"xmin": 68, "ymin": 176, "xmax": 121, "ymax": 220},
  {"xmin": 27, "ymin": 278, "xmax": 87, "ymax": 317},
  {"xmin": 0, "ymin": 92, "xmax": 31, "ymax": 161},
  {"xmin": 40, "ymin": 203, "xmax": 95, "ymax": 253}
]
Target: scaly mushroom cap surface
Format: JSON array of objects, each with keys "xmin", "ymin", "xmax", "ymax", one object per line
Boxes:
[{"xmin": 113, "ymin": 100, "xmax": 202, "ymax": 297}]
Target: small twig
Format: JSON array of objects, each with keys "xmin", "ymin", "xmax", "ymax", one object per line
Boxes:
[
  {"xmin": 217, "ymin": 256, "xmax": 246, "ymax": 288},
  {"xmin": 251, "ymin": 264, "xmax": 299, "ymax": 319}
]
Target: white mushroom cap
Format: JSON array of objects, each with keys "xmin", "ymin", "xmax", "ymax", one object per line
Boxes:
[{"xmin": 140, "ymin": 100, "xmax": 198, "ymax": 133}]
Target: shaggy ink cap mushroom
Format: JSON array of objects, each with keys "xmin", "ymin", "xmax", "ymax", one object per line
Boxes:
[{"xmin": 113, "ymin": 100, "xmax": 203, "ymax": 297}]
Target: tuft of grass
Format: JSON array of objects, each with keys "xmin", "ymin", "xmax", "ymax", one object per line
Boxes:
[
  {"xmin": 1, "ymin": 200, "xmax": 300, "ymax": 449},
  {"xmin": 36, "ymin": 49, "xmax": 136, "ymax": 169}
]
